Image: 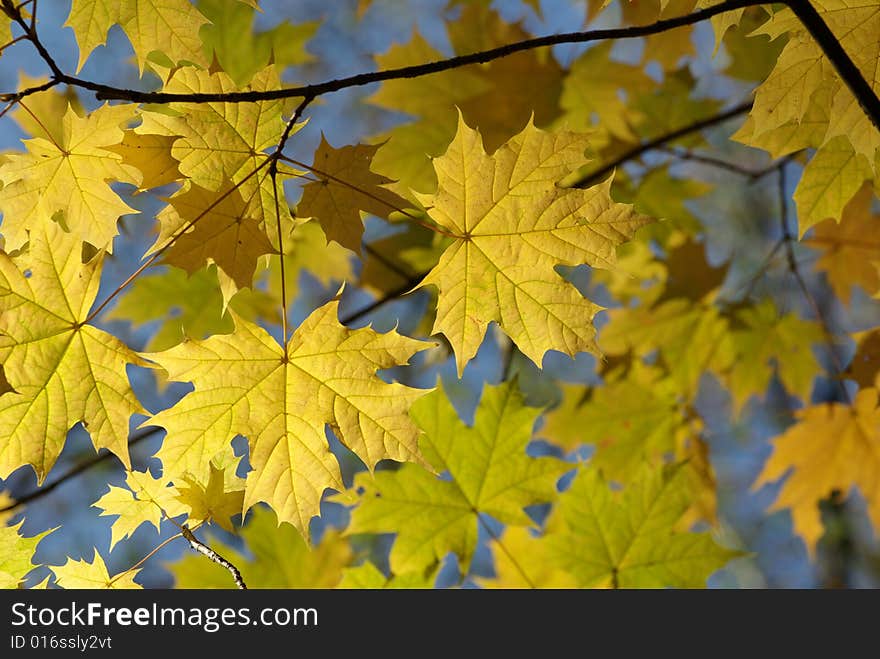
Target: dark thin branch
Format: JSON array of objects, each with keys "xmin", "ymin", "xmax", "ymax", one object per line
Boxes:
[
  {"xmin": 569, "ymin": 100, "xmax": 754, "ymax": 188},
  {"xmin": 1, "ymin": 0, "xmax": 62, "ymax": 79},
  {"xmin": 659, "ymin": 146, "xmax": 801, "ymax": 181},
  {"xmin": 0, "ymin": 77, "xmax": 58, "ymax": 104},
  {"xmin": 0, "ymin": 426, "xmax": 162, "ymax": 514},
  {"xmin": 63, "ymin": 0, "xmax": 760, "ymax": 104},
  {"xmin": 363, "ymin": 243, "xmax": 414, "ymax": 282},
  {"xmin": 339, "ymin": 272, "xmax": 429, "ymax": 326},
  {"xmin": 777, "ymin": 163, "xmax": 851, "ymax": 404}
]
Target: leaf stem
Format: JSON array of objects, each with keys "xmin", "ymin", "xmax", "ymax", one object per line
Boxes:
[
  {"xmin": 108, "ymin": 531, "xmax": 184, "ymax": 586},
  {"xmin": 0, "ymin": 426, "xmax": 162, "ymax": 514}
]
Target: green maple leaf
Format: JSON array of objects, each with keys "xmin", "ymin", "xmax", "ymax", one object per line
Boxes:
[
  {"xmin": 347, "ymin": 380, "xmax": 569, "ymax": 573},
  {"xmin": 725, "ymin": 300, "xmax": 823, "ymax": 413},
  {"xmin": 198, "ymin": 0, "xmax": 318, "ymax": 86},
  {"xmin": 544, "ymin": 463, "xmax": 739, "ymax": 588}
]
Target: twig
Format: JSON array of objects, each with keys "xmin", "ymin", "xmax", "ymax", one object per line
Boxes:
[
  {"xmin": 659, "ymin": 147, "xmax": 801, "ymax": 180},
  {"xmin": 569, "ymin": 100, "xmax": 754, "ymax": 188},
  {"xmin": 777, "ymin": 163, "xmax": 850, "ymax": 404},
  {"xmin": 0, "ymin": 426, "xmax": 162, "ymax": 514},
  {"xmin": 180, "ymin": 524, "xmax": 248, "ymax": 590},
  {"xmin": 339, "ymin": 272, "xmax": 430, "ymax": 326}
]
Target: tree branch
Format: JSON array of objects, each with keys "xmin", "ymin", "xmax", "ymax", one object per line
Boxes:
[
  {"xmin": 783, "ymin": 0, "xmax": 880, "ymax": 130},
  {"xmin": 339, "ymin": 272, "xmax": 429, "ymax": 326},
  {"xmin": 57, "ymin": 0, "xmax": 756, "ymax": 103},
  {"xmin": 0, "ymin": 426, "xmax": 162, "ymax": 514},
  {"xmin": 569, "ymin": 100, "xmax": 754, "ymax": 188}
]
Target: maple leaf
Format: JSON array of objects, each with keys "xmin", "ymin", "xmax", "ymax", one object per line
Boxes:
[
  {"xmin": 176, "ymin": 461, "xmax": 246, "ymax": 534},
  {"xmin": 748, "ymin": 1, "xmax": 880, "ymax": 173},
  {"xmin": 541, "ymin": 363, "xmax": 687, "ymax": 478},
  {"xmin": 346, "ymin": 381, "xmax": 569, "ymax": 573},
  {"xmin": 52, "ymin": 553, "xmax": 141, "ymax": 589},
  {"xmin": 65, "ymin": 0, "xmax": 210, "ymax": 74},
  {"xmin": 793, "ymin": 136, "xmax": 872, "ymax": 235},
  {"xmin": 599, "ymin": 298, "xmax": 733, "ymax": 394},
  {"xmin": 368, "ymin": 5, "xmax": 562, "ymax": 192},
  {"xmin": 137, "ymin": 65, "xmax": 296, "ymax": 236},
  {"xmin": 0, "ymin": 104, "xmax": 139, "ymax": 252},
  {"xmin": 9, "ymin": 74, "xmax": 80, "ymax": 146},
  {"xmin": 543, "ymin": 463, "xmax": 738, "ymax": 588},
  {"xmin": 92, "ymin": 469, "xmax": 186, "ymax": 550},
  {"xmin": 297, "ymin": 136, "xmax": 411, "ymax": 253},
  {"xmin": 0, "ymin": 221, "xmax": 146, "ymax": 481},
  {"xmin": 0, "ymin": 522, "xmax": 51, "ymax": 589},
  {"xmin": 725, "ymin": 300, "xmax": 823, "ymax": 413},
  {"xmin": 807, "ymin": 183, "xmax": 880, "ymax": 303},
  {"xmin": 104, "ymin": 131, "xmax": 182, "ymax": 192},
  {"xmin": 415, "ymin": 115, "xmax": 652, "ymax": 375},
  {"xmin": 151, "ymin": 180, "xmax": 276, "ymax": 291},
  {"xmin": 846, "ymin": 329, "xmax": 880, "ymax": 389},
  {"xmin": 754, "ymin": 387, "xmax": 880, "ymax": 554},
  {"xmin": 169, "ymin": 506, "xmax": 351, "ymax": 588},
  {"xmin": 259, "ymin": 221, "xmax": 355, "ymax": 308},
  {"xmin": 144, "ymin": 299, "xmax": 433, "ymax": 535}
]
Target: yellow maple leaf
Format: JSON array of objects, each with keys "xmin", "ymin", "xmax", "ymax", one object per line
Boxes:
[
  {"xmin": 368, "ymin": 5, "xmax": 563, "ymax": 192},
  {"xmin": 0, "ymin": 104, "xmax": 139, "ymax": 252},
  {"xmin": 560, "ymin": 41, "xmax": 654, "ymax": 142},
  {"xmin": 338, "ymin": 561, "xmax": 437, "ymax": 589},
  {"xmin": 151, "ymin": 181, "xmax": 275, "ymax": 292},
  {"xmin": 297, "ymin": 136, "xmax": 410, "ymax": 253},
  {"xmin": 138, "ymin": 65, "xmax": 297, "ymax": 238},
  {"xmin": 10, "ymin": 74, "xmax": 80, "ymax": 145},
  {"xmin": 0, "ymin": 221, "xmax": 146, "ymax": 482},
  {"xmin": 65, "ymin": 0, "xmax": 210, "ymax": 74},
  {"xmin": 0, "ymin": 522, "xmax": 51, "ymax": 589},
  {"xmin": 807, "ymin": 184, "xmax": 880, "ymax": 303},
  {"xmin": 176, "ymin": 462, "xmax": 246, "ymax": 534},
  {"xmin": 143, "ymin": 299, "xmax": 433, "ymax": 535},
  {"xmin": 476, "ymin": 526, "xmax": 577, "ymax": 588},
  {"xmin": 415, "ymin": 115, "xmax": 652, "ymax": 375},
  {"xmin": 92, "ymin": 469, "xmax": 187, "ymax": 550},
  {"xmin": 104, "ymin": 131, "xmax": 182, "ymax": 192},
  {"xmin": 748, "ymin": 0, "xmax": 880, "ymax": 172},
  {"xmin": 792, "ymin": 136, "xmax": 872, "ymax": 235},
  {"xmin": 754, "ymin": 387, "xmax": 880, "ymax": 554},
  {"xmin": 52, "ymin": 553, "xmax": 141, "ymax": 589}
]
